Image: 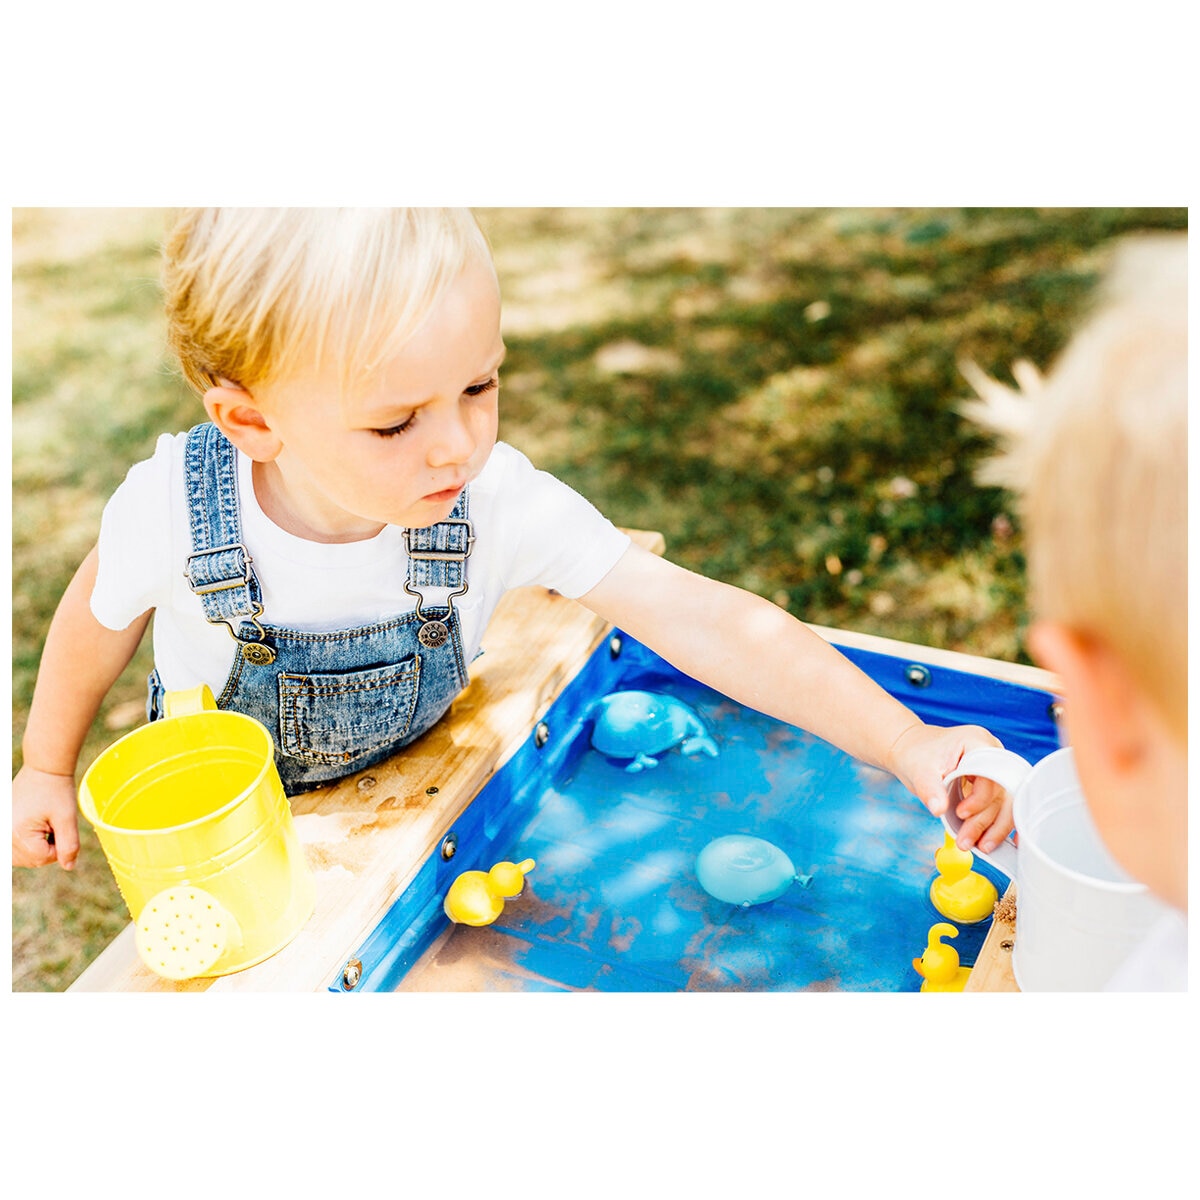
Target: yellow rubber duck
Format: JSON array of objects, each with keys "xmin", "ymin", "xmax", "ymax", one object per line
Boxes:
[
  {"xmin": 443, "ymin": 858, "xmax": 536, "ymax": 926},
  {"xmin": 912, "ymin": 922, "xmax": 972, "ymax": 992},
  {"xmin": 929, "ymin": 832, "xmax": 998, "ymax": 924}
]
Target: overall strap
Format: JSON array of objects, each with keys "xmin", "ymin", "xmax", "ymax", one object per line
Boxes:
[
  {"xmin": 403, "ymin": 490, "xmax": 474, "ymax": 649},
  {"xmin": 181, "ymin": 422, "xmax": 272, "ymax": 658},
  {"xmin": 404, "ymin": 490, "xmax": 473, "ymax": 588}
]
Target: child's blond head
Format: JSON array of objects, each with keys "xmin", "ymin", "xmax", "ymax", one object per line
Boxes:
[
  {"xmin": 162, "ymin": 208, "xmax": 494, "ymax": 394},
  {"xmin": 962, "ymin": 234, "xmax": 1187, "ymax": 739}
]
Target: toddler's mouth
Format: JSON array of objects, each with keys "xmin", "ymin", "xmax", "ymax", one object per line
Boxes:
[{"xmin": 422, "ymin": 482, "xmax": 466, "ymax": 503}]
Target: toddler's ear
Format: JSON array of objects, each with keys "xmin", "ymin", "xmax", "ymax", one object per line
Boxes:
[
  {"xmin": 203, "ymin": 384, "xmax": 283, "ymax": 461},
  {"xmin": 1026, "ymin": 620, "xmax": 1148, "ymax": 774}
]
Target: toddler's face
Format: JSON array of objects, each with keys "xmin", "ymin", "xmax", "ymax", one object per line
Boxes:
[{"xmin": 252, "ymin": 258, "xmax": 503, "ymax": 540}]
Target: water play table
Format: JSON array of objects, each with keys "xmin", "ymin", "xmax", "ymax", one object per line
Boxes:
[{"xmin": 70, "ymin": 530, "xmax": 1042, "ymax": 993}]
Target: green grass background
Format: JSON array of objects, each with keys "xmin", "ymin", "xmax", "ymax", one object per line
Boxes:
[{"xmin": 11, "ymin": 206, "xmax": 1187, "ymax": 990}]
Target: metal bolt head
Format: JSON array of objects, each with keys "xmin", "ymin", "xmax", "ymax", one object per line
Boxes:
[
  {"xmin": 440, "ymin": 833, "xmax": 458, "ymax": 861},
  {"xmin": 905, "ymin": 663, "xmax": 932, "ymax": 688},
  {"xmin": 1049, "ymin": 701, "xmax": 1066, "ymax": 722},
  {"xmin": 535, "ymin": 722, "xmax": 550, "ymax": 748},
  {"xmin": 609, "ymin": 635, "xmax": 623, "ymax": 659},
  {"xmin": 342, "ymin": 958, "xmax": 363, "ymax": 989}
]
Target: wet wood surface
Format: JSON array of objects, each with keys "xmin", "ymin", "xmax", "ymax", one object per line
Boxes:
[{"xmin": 964, "ymin": 884, "xmax": 1020, "ymax": 992}]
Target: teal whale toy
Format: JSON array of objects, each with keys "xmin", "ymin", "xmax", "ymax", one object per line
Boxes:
[{"xmin": 591, "ymin": 690, "xmax": 719, "ymax": 772}]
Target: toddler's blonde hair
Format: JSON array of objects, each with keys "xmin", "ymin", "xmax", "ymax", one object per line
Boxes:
[
  {"xmin": 961, "ymin": 234, "xmax": 1187, "ymax": 740},
  {"xmin": 162, "ymin": 208, "xmax": 494, "ymax": 394}
]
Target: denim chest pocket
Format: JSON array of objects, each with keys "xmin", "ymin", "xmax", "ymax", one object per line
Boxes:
[{"xmin": 278, "ymin": 657, "xmax": 421, "ymax": 767}]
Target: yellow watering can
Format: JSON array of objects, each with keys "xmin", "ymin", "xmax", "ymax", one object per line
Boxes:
[{"xmin": 78, "ymin": 686, "xmax": 315, "ymax": 981}]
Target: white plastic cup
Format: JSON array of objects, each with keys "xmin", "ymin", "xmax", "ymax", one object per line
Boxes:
[{"xmin": 943, "ymin": 747, "xmax": 1172, "ymax": 991}]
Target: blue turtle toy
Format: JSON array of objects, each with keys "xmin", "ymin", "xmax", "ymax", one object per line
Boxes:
[{"xmin": 591, "ymin": 690, "xmax": 719, "ymax": 772}]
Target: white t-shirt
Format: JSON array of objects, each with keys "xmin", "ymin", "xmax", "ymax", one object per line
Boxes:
[
  {"xmin": 91, "ymin": 434, "xmax": 631, "ymax": 695},
  {"xmin": 1103, "ymin": 908, "xmax": 1188, "ymax": 992}
]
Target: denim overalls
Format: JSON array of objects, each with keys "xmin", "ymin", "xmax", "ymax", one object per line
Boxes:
[{"xmin": 147, "ymin": 422, "xmax": 474, "ymax": 793}]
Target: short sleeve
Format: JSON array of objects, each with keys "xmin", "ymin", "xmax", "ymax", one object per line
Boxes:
[
  {"xmin": 490, "ymin": 445, "xmax": 631, "ymax": 598},
  {"xmin": 90, "ymin": 434, "xmax": 180, "ymax": 630}
]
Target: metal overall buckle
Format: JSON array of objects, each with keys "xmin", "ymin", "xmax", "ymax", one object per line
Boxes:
[
  {"xmin": 183, "ymin": 542, "xmax": 276, "ymax": 665},
  {"xmin": 183, "ymin": 541, "xmax": 255, "ymax": 595},
  {"xmin": 403, "ymin": 519, "xmax": 475, "ymax": 650},
  {"xmin": 225, "ymin": 603, "xmax": 277, "ymax": 666}
]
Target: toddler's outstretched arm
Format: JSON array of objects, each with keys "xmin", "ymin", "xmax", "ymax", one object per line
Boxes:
[
  {"xmin": 13, "ymin": 547, "xmax": 151, "ymax": 869},
  {"xmin": 580, "ymin": 544, "xmax": 1010, "ymax": 850}
]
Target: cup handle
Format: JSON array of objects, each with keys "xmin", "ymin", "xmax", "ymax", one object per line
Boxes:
[
  {"xmin": 941, "ymin": 747, "xmax": 1030, "ymax": 880},
  {"xmin": 163, "ymin": 684, "xmax": 218, "ymax": 718}
]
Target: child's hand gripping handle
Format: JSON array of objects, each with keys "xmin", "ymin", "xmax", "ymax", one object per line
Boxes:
[{"xmin": 941, "ymin": 747, "xmax": 1029, "ymax": 880}]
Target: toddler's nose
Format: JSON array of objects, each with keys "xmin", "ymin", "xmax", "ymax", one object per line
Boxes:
[{"xmin": 428, "ymin": 406, "xmax": 478, "ymax": 467}]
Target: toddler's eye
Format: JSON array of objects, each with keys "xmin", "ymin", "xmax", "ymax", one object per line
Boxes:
[
  {"xmin": 372, "ymin": 415, "xmax": 416, "ymax": 438},
  {"xmin": 463, "ymin": 376, "xmax": 499, "ymax": 397}
]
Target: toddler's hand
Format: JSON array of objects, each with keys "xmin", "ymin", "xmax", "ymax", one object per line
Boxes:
[
  {"xmin": 12, "ymin": 765, "xmax": 80, "ymax": 869},
  {"xmin": 887, "ymin": 722, "xmax": 1012, "ymax": 852}
]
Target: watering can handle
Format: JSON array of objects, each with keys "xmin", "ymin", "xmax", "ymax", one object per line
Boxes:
[
  {"xmin": 941, "ymin": 747, "xmax": 1030, "ymax": 880},
  {"xmin": 163, "ymin": 684, "xmax": 218, "ymax": 718}
]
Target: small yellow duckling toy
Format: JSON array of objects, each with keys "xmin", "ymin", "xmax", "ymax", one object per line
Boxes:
[
  {"xmin": 444, "ymin": 858, "xmax": 536, "ymax": 926},
  {"xmin": 929, "ymin": 832, "xmax": 998, "ymax": 924},
  {"xmin": 912, "ymin": 922, "xmax": 972, "ymax": 992}
]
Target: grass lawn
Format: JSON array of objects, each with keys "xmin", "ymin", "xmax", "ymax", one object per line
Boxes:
[{"xmin": 11, "ymin": 205, "xmax": 1187, "ymax": 990}]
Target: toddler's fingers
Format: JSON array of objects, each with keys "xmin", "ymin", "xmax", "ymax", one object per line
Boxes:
[
  {"xmin": 962, "ymin": 799, "xmax": 1015, "ymax": 852},
  {"xmin": 954, "ymin": 807, "xmax": 1002, "ymax": 852},
  {"xmin": 1012, "ymin": 359, "xmax": 1044, "ymax": 394},
  {"xmin": 955, "ymin": 776, "xmax": 1003, "ymax": 819},
  {"xmin": 896, "ymin": 756, "xmax": 951, "ymax": 818},
  {"xmin": 52, "ymin": 820, "xmax": 80, "ymax": 870},
  {"xmin": 977, "ymin": 814, "xmax": 1014, "ymax": 853},
  {"xmin": 12, "ymin": 828, "xmax": 58, "ymax": 869},
  {"xmin": 913, "ymin": 776, "xmax": 949, "ymax": 818}
]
